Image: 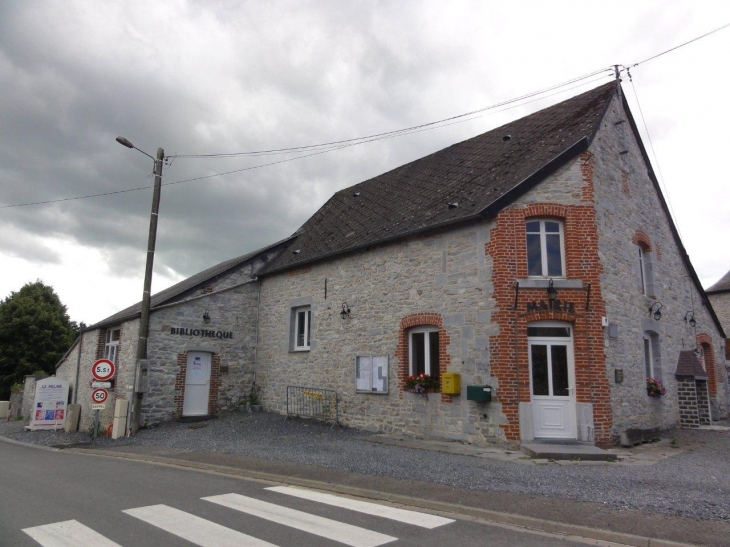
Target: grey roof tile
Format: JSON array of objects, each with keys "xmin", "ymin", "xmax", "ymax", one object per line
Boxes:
[
  {"xmin": 89, "ymin": 236, "xmax": 295, "ymax": 329},
  {"xmin": 706, "ymin": 269, "xmax": 730, "ymax": 293},
  {"xmin": 262, "ymin": 82, "xmax": 616, "ymax": 274}
]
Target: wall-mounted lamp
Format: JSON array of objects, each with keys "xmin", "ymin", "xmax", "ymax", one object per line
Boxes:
[
  {"xmin": 547, "ymin": 278, "xmax": 558, "ymax": 303},
  {"xmin": 649, "ymin": 302, "xmax": 663, "ymax": 321},
  {"xmin": 340, "ymin": 302, "xmax": 351, "ymax": 320},
  {"xmin": 203, "ymin": 310, "xmax": 211, "ymax": 324},
  {"xmin": 684, "ymin": 311, "xmax": 697, "ymax": 328}
]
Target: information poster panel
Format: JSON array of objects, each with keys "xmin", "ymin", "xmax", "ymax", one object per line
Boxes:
[
  {"xmin": 27, "ymin": 378, "xmax": 69, "ymax": 431},
  {"xmin": 355, "ymin": 355, "xmax": 388, "ymax": 394}
]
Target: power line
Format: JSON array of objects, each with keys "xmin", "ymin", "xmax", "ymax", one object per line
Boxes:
[
  {"xmin": 5, "ymin": 17, "xmax": 729, "ymax": 210},
  {"xmin": 626, "ymin": 69, "xmax": 682, "ymax": 238},
  {"xmin": 627, "ymin": 21, "xmax": 730, "ymax": 68},
  {"xmin": 168, "ymin": 67, "xmax": 613, "ymax": 159},
  {"xmin": 1, "ymin": 71, "xmax": 613, "ymax": 209}
]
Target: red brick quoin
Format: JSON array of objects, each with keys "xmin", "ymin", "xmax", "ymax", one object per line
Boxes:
[
  {"xmin": 174, "ymin": 352, "xmax": 222, "ymax": 417},
  {"xmin": 485, "ymin": 152, "xmax": 612, "ymax": 446},
  {"xmin": 395, "ymin": 313, "xmax": 452, "ymax": 403}
]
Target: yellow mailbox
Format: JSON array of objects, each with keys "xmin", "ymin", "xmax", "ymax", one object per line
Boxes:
[{"xmin": 442, "ymin": 372, "xmax": 461, "ymax": 395}]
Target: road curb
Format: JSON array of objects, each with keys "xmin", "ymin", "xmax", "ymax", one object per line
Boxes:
[
  {"xmin": 0, "ymin": 434, "xmax": 59, "ymax": 452},
  {"xmin": 62, "ymin": 447, "xmax": 698, "ymax": 547}
]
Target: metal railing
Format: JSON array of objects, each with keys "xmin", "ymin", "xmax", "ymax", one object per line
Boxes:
[{"xmin": 285, "ymin": 385, "xmax": 340, "ymax": 428}]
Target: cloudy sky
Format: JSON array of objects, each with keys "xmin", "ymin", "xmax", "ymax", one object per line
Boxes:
[{"xmin": 1, "ymin": 1, "xmax": 729, "ymax": 325}]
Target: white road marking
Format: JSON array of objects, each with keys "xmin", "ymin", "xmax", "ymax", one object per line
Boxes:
[
  {"xmin": 123, "ymin": 504, "xmax": 278, "ymax": 547},
  {"xmin": 22, "ymin": 520, "xmax": 122, "ymax": 547},
  {"xmin": 266, "ymin": 486, "xmax": 455, "ymax": 529},
  {"xmin": 204, "ymin": 493, "xmax": 397, "ymax": 547}
]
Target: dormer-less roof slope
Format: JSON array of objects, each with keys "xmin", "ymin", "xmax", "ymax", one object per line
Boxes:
[
  {"xmin": 706, "ymin": 269, "xmax": 730, "ymax": 294},
  {"xmin": 262, "ymin": 82, "xmax": 617, "ymax": 274},
  {"xmin": 88, "ymin": 235, "xmax": 295, "ymax": 330}
]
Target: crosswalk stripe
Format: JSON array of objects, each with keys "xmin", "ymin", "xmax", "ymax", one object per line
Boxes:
[
  {"xmin": 204, "ymin": 493, "xmax": 397, "ymax": 547},
  {"xmin": 266, "ymin": 486, "xmax": 455, "ymax": 529},
  {"xmin": 123, "ymin": 505, "xmax": 278, "ymax": 547},
  {"xmin": 22, "ymin": 520, "xmax": 123, "ymax": 547}
]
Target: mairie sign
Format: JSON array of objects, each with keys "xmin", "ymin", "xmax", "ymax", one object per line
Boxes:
[{"xmin": 170, "ymin": 327, "xmax": 234, "ymax": 339}]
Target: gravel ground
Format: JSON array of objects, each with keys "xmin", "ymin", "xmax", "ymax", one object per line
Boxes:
[{"xmin": 2, "ymin": 412, "xmax": 729, "ymax": 522}]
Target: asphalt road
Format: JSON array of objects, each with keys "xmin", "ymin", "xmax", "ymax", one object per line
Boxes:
[{"xmin": 0, "ymin": 440, "xmax": 604, "ymax": 547}]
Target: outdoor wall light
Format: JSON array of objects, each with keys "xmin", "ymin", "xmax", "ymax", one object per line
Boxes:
[
  {"xmin": 340, "ymin": 302, "xmax": 351, "ymax": 320},
  {"xmin": 649, "ymin": 302, "xmax": 663, "ymax": 321},
  {"xmin": 203, "ymin": 310, "xmax": 211, "ymax": 324},
  {"xmin": 684, "ymin": 311, "xmax": 697, "ymax": 328},
  {"xmin": 547, "ymin": 278, "xmax": 558, "ymax": 303}
]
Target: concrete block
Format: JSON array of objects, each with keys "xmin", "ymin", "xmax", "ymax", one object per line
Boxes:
[
  {"xmin": 114, "ymin": 398, "xmax": 129, "ymax": 419},
  {"xmin": 0, "ymin": 401, "xmax": 8, "ymax": 419},
  {"xmin": 112, "ymin": 415, "xmax": 127, "ymax": 440},
  {"xmin": 64, "ymin": 404, "xmax": 81, "ymax": 432}
]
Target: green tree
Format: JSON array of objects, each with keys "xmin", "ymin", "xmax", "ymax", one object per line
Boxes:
[{"xmin": 0, "ymin": 281, "xmax": 78, "ymax": 399}]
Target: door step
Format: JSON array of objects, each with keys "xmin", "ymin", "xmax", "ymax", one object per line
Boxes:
[{"xmin": 521, "ymin": 442, "xmax": 616, "ymax": 461}]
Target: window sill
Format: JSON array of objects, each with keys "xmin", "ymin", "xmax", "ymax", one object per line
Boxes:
[
  {"xmin": 291, "ymin": 347, "xmax": 310, "ymax": 353},
  {"xmin": 519, "ymin": 278, "xmax": 583, "ymax": 289}
]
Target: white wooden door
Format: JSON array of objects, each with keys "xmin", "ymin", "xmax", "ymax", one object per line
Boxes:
[
  {"xmin": 528, "ymin": 324, "xmax": 577, "ymax": 439},
  {"xmin": 183, "ymin": 352, "xmax": 211, "ymax": 416}
]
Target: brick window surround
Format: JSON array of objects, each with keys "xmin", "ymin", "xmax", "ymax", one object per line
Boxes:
[
  {"xmin": 174, "ymin": 352, "xmax": 222, "ymax": 417},
  {"xmin": 632, "ymin": 230, "xmax": 652, "ymax": 252},
  {"xmin": 396, "ymin": 313, "xmax": 452, "ymax": 403},
  {"xmin": 485, "ymin": 152, "xmax": 612, "ymax": 446}
]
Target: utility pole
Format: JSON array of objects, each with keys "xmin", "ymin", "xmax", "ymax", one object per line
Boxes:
[{"xmin": 116, "ymin": 137, "xmax": 164, "ymax": 435}]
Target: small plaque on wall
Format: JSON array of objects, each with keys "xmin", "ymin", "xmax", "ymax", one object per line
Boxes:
[
  {"xmin": 615, "ymin": 369, "xmax": 624, "ymax": 384},
  {"xmin": 220, "ymin": 365, "xmax": 229, "ymax": 374}
]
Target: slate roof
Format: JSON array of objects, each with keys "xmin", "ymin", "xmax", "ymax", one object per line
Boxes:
[
  {"xmin": 89, "ymin": 236, "xmax": 295, "ymax": 330},
  {"xmin": 675, "ymin": 350, "xmax": 708, "ymax": 378},
  {"xmin": 706, "ymin": 269, "xmax": 730, "ymax": 294},
  {"xmin": 262, "ymin": 82, "xmax": 617, "ymax": 274}
]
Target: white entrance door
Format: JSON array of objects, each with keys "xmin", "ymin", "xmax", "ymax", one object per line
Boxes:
[
  {"xmin": 528, "ymin": 324, "xmax": 577, "ymax": 439},
  {"xmin": 183, "ymin": 352, "xmax": 211, "ymax": 416}
]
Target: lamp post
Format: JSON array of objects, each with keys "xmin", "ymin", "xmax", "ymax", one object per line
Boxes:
[{"xmin": 116, "ymin": 137, "xmax": 164, "ymax": 435}]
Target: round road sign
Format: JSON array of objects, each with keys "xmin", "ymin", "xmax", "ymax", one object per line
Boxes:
[
  {"xmin": 91, "ymin": 388, "xmax": 108, "ymax": 404},
  {"xmin": 91, "ymin": 359, "xmax": 115, "ymax": 381}
]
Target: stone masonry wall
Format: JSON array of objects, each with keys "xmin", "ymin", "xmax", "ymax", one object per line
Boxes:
[
  {"xmin": 54, "ymin": 323, "xmax": 138, "ymax": 432},
  {"xmin": 142, "ymin": 280, "xmax": 259, "ymax": 424},
  {"xmin": 591, "ymin": 91, "xmax": 728, "ymax": 435},
  {"xmin": 257, "ymin": 221, "xmax": 503, "ymax": 445}
]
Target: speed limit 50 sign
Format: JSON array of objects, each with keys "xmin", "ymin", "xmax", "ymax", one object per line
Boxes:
[
  {"xmin": 91, "ymin": 388, "xmax": 108, "ymax": 405},
  {"xmin": 91, "ymin": 359, "xmax": 115, "ymax": 381}
]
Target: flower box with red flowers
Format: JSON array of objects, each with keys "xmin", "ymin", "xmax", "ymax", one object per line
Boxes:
[
  {"xmin": 404, "ymin": 373, "xmax": 439, "ymax": 394},
  {"xmin": 646, "ymin": 377, "xmax": 666, "ymax": 398}
]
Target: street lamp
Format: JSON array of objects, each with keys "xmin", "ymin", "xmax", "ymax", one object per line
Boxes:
[{"xmin": 116, "ymin": 136, "xmax": 164, "ymax": 435}]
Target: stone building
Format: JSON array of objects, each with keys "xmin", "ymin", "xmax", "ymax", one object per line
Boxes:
[
  {"xmin": 55, "ymin": 81, "xmax": 728, "ymax": 445},
  {"xmin": 55, "ymin": 239, "xmax": 291, "ymax": 431}
]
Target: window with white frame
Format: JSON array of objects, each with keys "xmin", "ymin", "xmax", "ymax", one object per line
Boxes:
[
  {"xmin": 636, "ymin": 244, "xmax": 656, "ymax": 296},
  {"xmin": 409, "ymin": 327, "xmax": 440, "ymax": 381},
  {"xmin": 104, "ymin": 328, "xmax": 120, "ymax": 364},
  {"xmin": 293, "ymin": 307, "xmax": 311, "ymax": 350},
  {"xmin": 638, "ymin": 246, "xmax": 646, "ymax": 294},
  {"xmin": 643, "ymin": 331, "xmax": 661, "ymax": 380},
  {"xmin": 526, "ymin": 219, "xmax": 565, "ymax": 277}
]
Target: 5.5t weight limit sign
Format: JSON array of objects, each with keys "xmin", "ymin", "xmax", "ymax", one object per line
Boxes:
[{"xmin": 91, "ymin": 359, "xmax": 115, "ymax": 381}]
